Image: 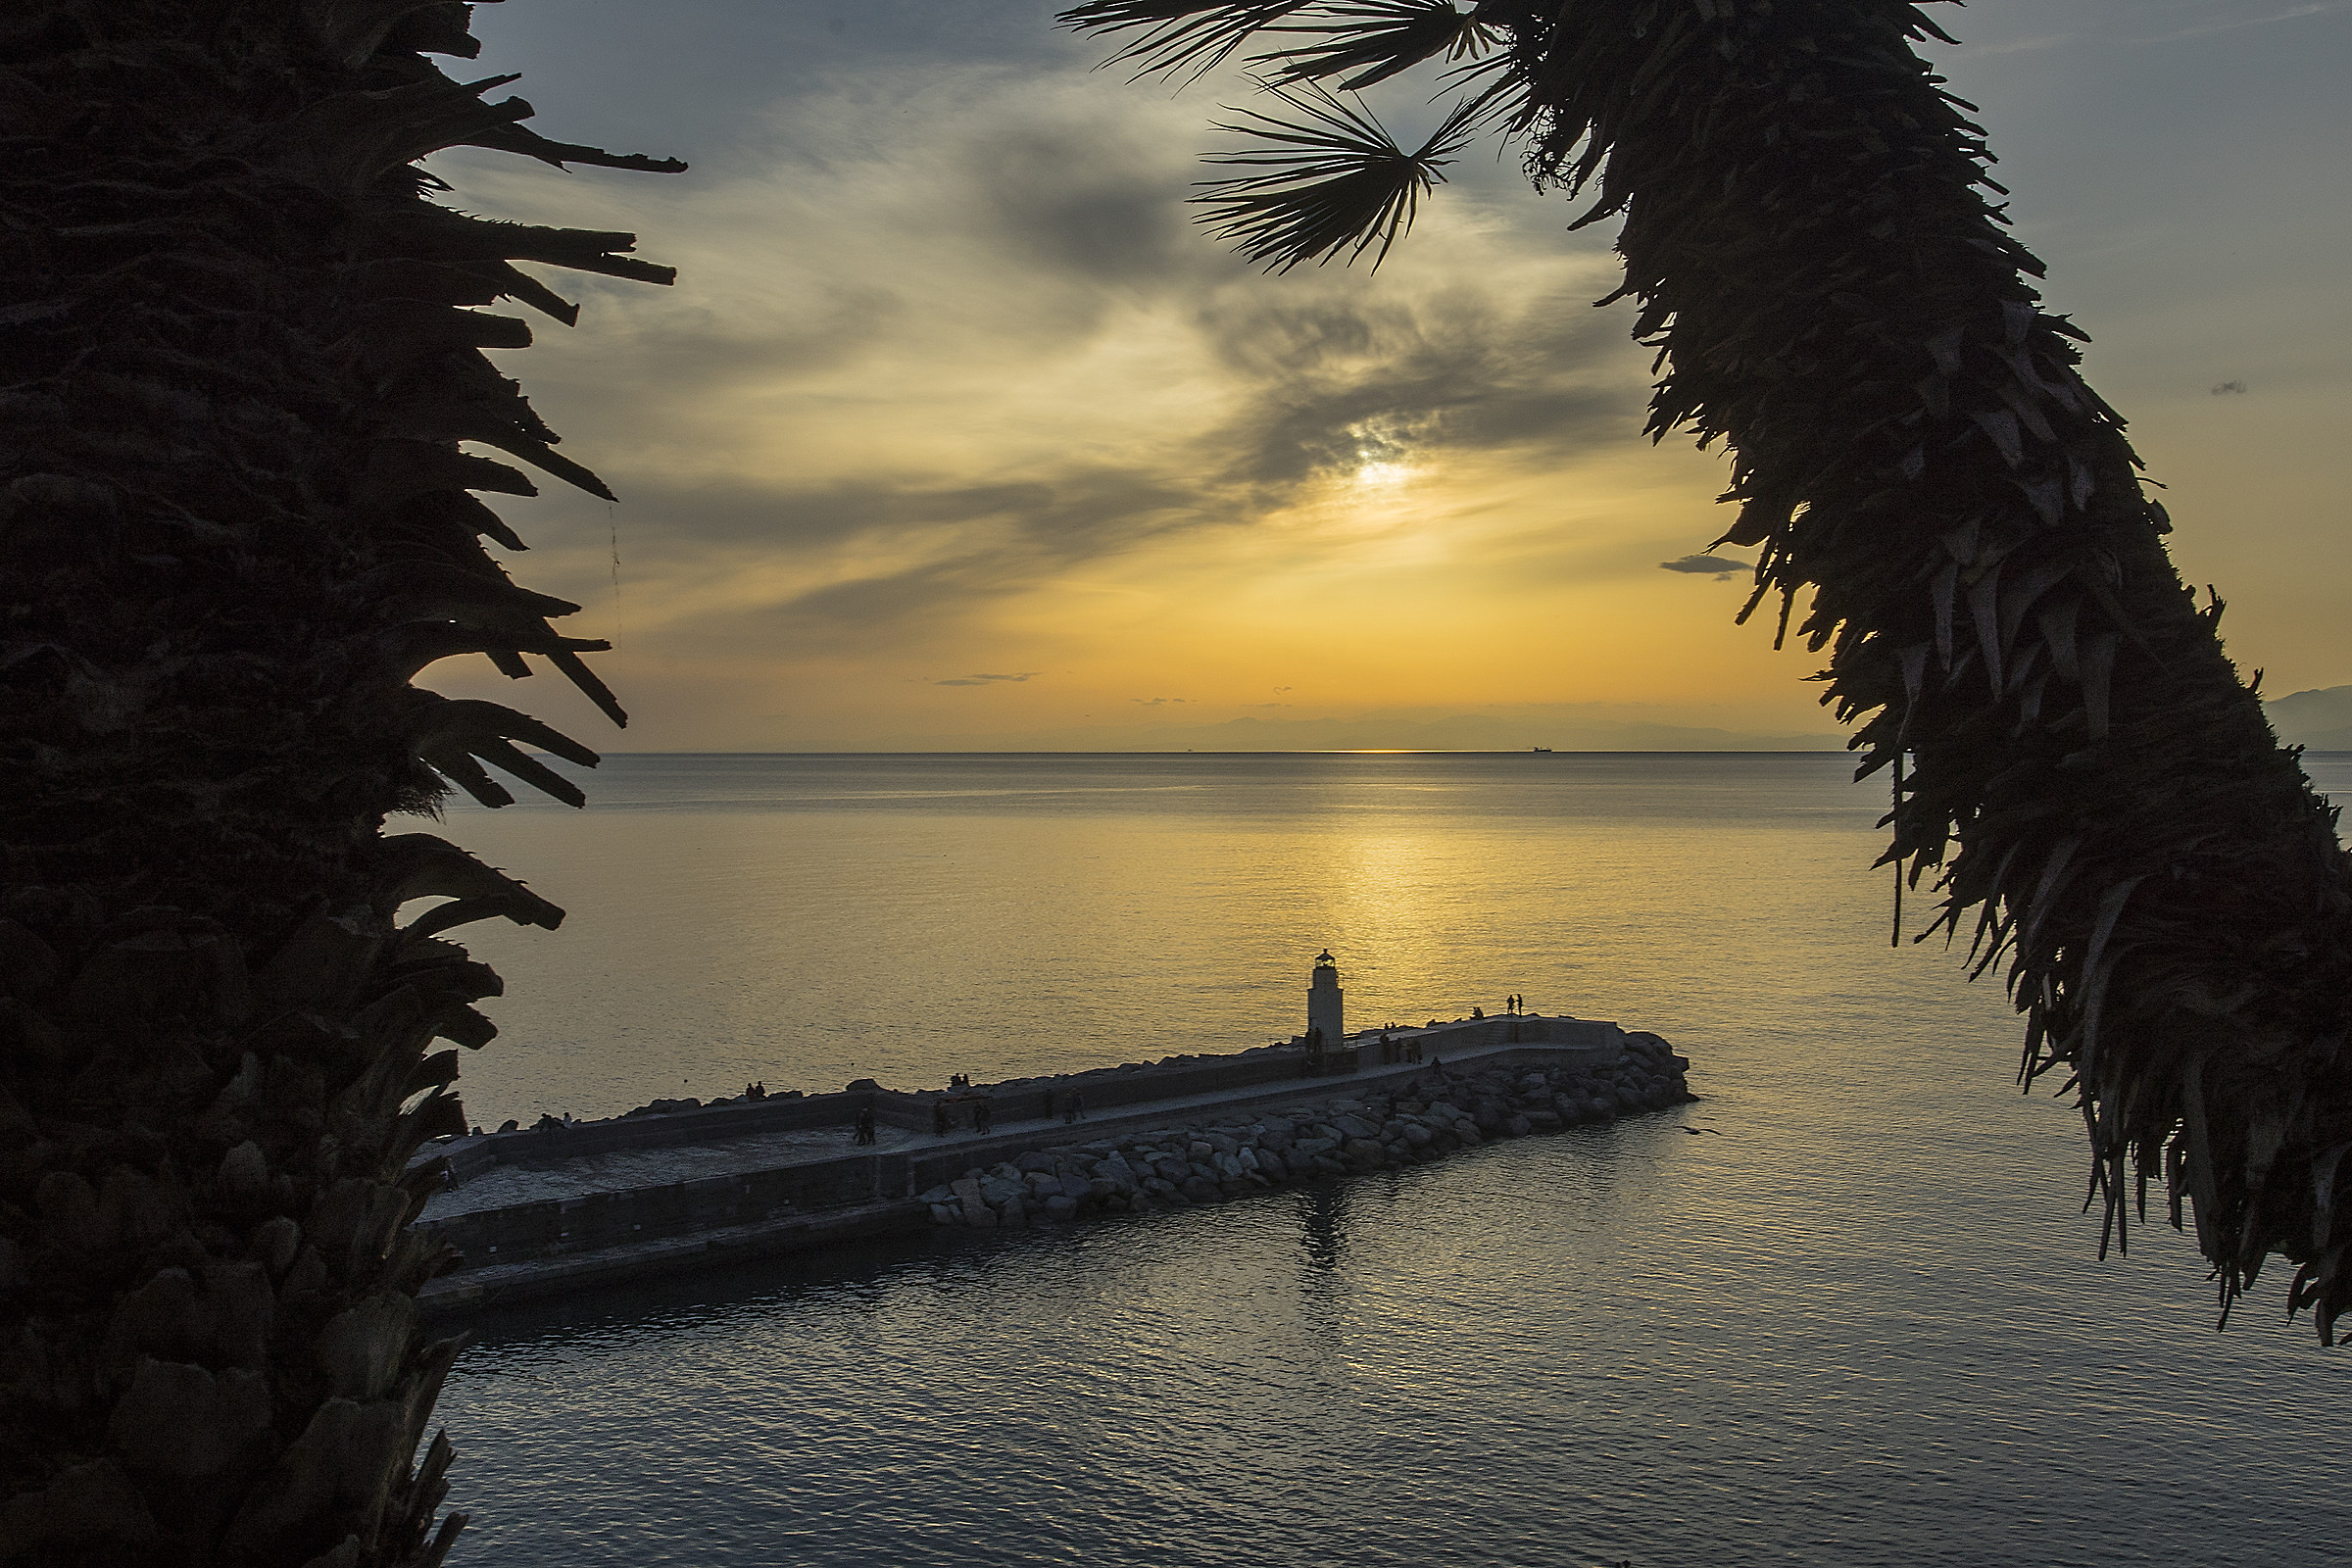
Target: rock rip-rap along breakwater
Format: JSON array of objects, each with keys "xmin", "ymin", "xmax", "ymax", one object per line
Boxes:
[{"xmin": 922, "ymin": 1033, "xmax": 1691, "ymax": 1228}]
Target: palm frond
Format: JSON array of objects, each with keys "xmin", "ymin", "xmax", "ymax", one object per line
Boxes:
[
  {"xmin": 1254, "ymin": 0, "xmax": 1499, "ymax": 93},
  {"xmin": 1192, "ymin": 79, "xmax": 1480, "ymax": 270},
  {"xmin": 1058, "ymin": 1, "xmax": 1320, "ymax": 83}
]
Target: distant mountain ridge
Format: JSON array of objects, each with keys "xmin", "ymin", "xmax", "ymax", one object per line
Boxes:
[{"xmin": 2268, "ymin": 685, "xmax": 2352, "ymax": 751}]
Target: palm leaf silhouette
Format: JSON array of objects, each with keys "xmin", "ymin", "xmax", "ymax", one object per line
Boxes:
[
  {"xmin": 1254, "ymin": 0, "xmax": 1501, "ymax": 92},
  {"xmin": 1061, "ymin": 1, "xmax": 1320, "ymax": 83},
  {"xmin": 1194, "ymin": 79, "xmax": 1481, "ymax": 270}
]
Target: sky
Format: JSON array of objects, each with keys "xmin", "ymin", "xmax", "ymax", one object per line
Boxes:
[{"xmin": 419, "ymin": 0, "xmax": 2352, "ymax": 752}]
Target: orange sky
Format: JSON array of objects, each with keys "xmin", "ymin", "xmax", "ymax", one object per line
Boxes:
[{"xmin": 420, "ymin": 0, "xmax": 2350, "ymax": 752}]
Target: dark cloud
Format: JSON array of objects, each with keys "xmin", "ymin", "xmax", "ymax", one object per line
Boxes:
[
  {"xmin": 1197, "ymin": 286, "xmax": 1632, "ymax": 492},
  {"xmin": 934, "ymin": 671, "xmax": 1039, "ymax": 686},
  {"xmin": 960, "ymin": 111, "xmax": 1199, "ymax": 290},
  {"xmin": 1660, "ymin": 554, "xmax": 1746, "ymax": 575},
  {"xmin": 2212, "ymin": 379, "xmax": 2248, "ymax": 394}
]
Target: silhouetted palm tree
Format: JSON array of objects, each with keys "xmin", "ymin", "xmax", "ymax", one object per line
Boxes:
[
  {"xmin": 1, "ymin": 3, "xmax": 675, "ymax": 1560},
  {"xmin": 1064, "ymin": 0, "xmax": 2352, "ymax": 1341}
]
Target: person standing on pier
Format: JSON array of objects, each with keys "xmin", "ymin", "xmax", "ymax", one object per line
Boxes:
[
  {"xmin": 974, "ymin": 1098, "xmax": 993, "ymax": 1136},
  {"xmin": 932, "ymin": 1101, "xmax": 952, "ymax": 1138},
  {"xmin": 854, "ymin": 1105, "xmax": 877, "ymax": 1147}
]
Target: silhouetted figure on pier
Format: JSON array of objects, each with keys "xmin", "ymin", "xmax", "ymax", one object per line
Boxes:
[
  {"xmin": 932, "ymin": 1101, "xmax": 952, "ymax": 1137},
  {"xmin": 973, "ymin": 1098, "xmax": 993, "ymax": 1135},
  {"xmin": 1062, "ymin": 1090, "xmax": 1084, "ymax": 1124},
  {"xmin": 854, "ymin": 1106, "xmax": 876, "ymax": 1147}
]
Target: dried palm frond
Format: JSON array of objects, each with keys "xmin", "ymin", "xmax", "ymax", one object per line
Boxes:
[{"xmin": 1194, "ymin": 80, "xmax": 1481, "ymax": 270}]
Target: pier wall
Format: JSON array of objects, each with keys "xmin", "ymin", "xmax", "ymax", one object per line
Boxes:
[{"xmin": 423, "ymin": 1151, "xmax": 890, "ymax": 1268}]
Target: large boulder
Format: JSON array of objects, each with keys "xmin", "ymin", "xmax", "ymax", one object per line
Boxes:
[{"xmin": 953, "ymin": 1177, "xmax": 995, "ymax": 1228}]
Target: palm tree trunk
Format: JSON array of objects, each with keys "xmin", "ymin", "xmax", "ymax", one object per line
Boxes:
[
  {"xmin": 1, "ymin": 3, "xmax": 675, "ymax": 1560},
  {"xmin": 1486, "ymin": 0, "xmax": 2352, "ymax": 1336}
]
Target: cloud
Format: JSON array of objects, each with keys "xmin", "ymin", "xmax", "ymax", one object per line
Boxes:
[
  {"xmin": 2212, "ymin": 379, "xmax": 2249, "ymax": 395},
  {"xmin": 1132, "ymin": 697, "xmax": 1187, "ymax": 706},
  {"xmin": 933, "ymin": 671, "xmax": 1039, "ymax": 686},
  {"xmin": 435, "ymin": 65, "xmax": 1647, "ymax": 661},
  {"xmin": 1659, "ymin": 554, "xmax": 1747, "ymax": 575},
  {"xmin": 2137, "ymin": 3, "xmax": 2343, "ymax": 45}
]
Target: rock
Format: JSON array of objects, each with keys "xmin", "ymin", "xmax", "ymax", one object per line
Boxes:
[
  {"xmin": 979, "ymin": 1176, "xmax": 1023, "ymax": 1205},
  {"xmin": 1142, "ymin": 1176, "xmax": 1181, "ymax": 1200},
  {"xmin": 1152, "ymin": 1156, "xmax": 1190, "ymax": 1184},
  {"xmin": 1293, "ymin": 1136, "xmax": 1338, "ymax": 1159},
  {"xmin": 952, "ymin": 1178, "xmax": 994, "ymax": 1227},
  {"xmin": 1200, "ymin": 1132, "xmax": 1240, "ymax": 1155},
  {"xmin": 999, "ymin": 1196, "xmax": 1027, "ymax": 1228},
  {"xmin": 1044, "ymin": 1195, "xmax": 1079, "ymax": 1221},
  {"xmin": 1526, "ymin": 1110, "xmax": 1562, "ymax": 1130},
  {"xmin": 1341, "ymin": 1138, "xmax": 1384, "ymax": 1170},
  {"xmin": 1333, "ymin": 1115, "xmax": 1378, "ymax": 1140},
  {"xmin": 1311, "ymin": 1152, "xmax": 1346, "ymax": 1176},
  {"xmin": 1400, "ymin": 1122, "xmax": 1433, "ymax": 1148},
  {"xmin": 1506, "ymin": 1114, "xmax": 1533, "ymax": 1137},
  {"xmin": 1180, "ymin": 1175, "xmax": 1221, "ymax": 1202},
  {"xmin": 1016, "ymin": 1151, "xmax": 1056, "ymax": 1174},
  {"xmin": 1453, "ymin": 1121, "xmax": 1482, "ymax": 1144},
  {"xmin": 1097, "ymin": 1154, "xmax": 1140, "ymax": 1193},
  {"xmin": 1235, "ymin": 1147, "xmax": 1261, "ymax": 1174},
  {"xmin": 929, "ymin": 1203, "xmax": 956, "ymax": 1225},
  {"xmin": 1187, "ymin": 1141, "xmax": 1216, "ymax": 1164},
  {"xmin": 1426, "ymin": 1102, "xmax": 1463, "ymax": 1123},
  {"xmin": 917, "ymin": 1184, "xmax": 954, "ymax": 1205},
  {"xmin": 1087, "ymin": 1177, "xmax": 1120, "ymax": 1201}
]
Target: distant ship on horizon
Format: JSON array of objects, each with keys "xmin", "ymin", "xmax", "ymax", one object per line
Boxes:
[{"xmin": 1532, "ymin": 746, "xmax": 1553, "ymax": 754}]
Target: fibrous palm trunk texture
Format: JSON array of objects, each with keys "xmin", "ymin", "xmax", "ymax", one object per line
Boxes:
[
  {"xmin": 1, "ymin": 3, "xmax": 674, "ymax": 1563},
  {"xmin": 1066, "ymin": 0, "xmax": 2352, "ymax": 1340}
]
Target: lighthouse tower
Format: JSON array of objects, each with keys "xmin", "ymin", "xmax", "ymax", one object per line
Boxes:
[{"xmin": 1307, "ymin": 950, "xmax": 1345, "ymax": 1052}]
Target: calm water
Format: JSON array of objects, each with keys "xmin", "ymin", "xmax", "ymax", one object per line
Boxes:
[{"xmin": 427, "ymin": 753, "xmax": 2352, "ymax": 1567}]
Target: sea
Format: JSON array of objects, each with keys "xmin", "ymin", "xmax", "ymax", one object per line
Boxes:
[{"xmin": 421, "ymin": 752, "xmax": 2352, "ymax": 1567}]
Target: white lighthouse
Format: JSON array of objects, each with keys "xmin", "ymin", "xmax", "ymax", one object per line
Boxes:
[{"xmin": 1307, "ymin": 949, "xmax": 1345, "ymax": 1053}]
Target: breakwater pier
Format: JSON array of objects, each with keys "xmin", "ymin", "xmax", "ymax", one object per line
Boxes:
[{"xmin": 416, "ymin": 979, "xmax": 1693, "ymax": 1315}]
